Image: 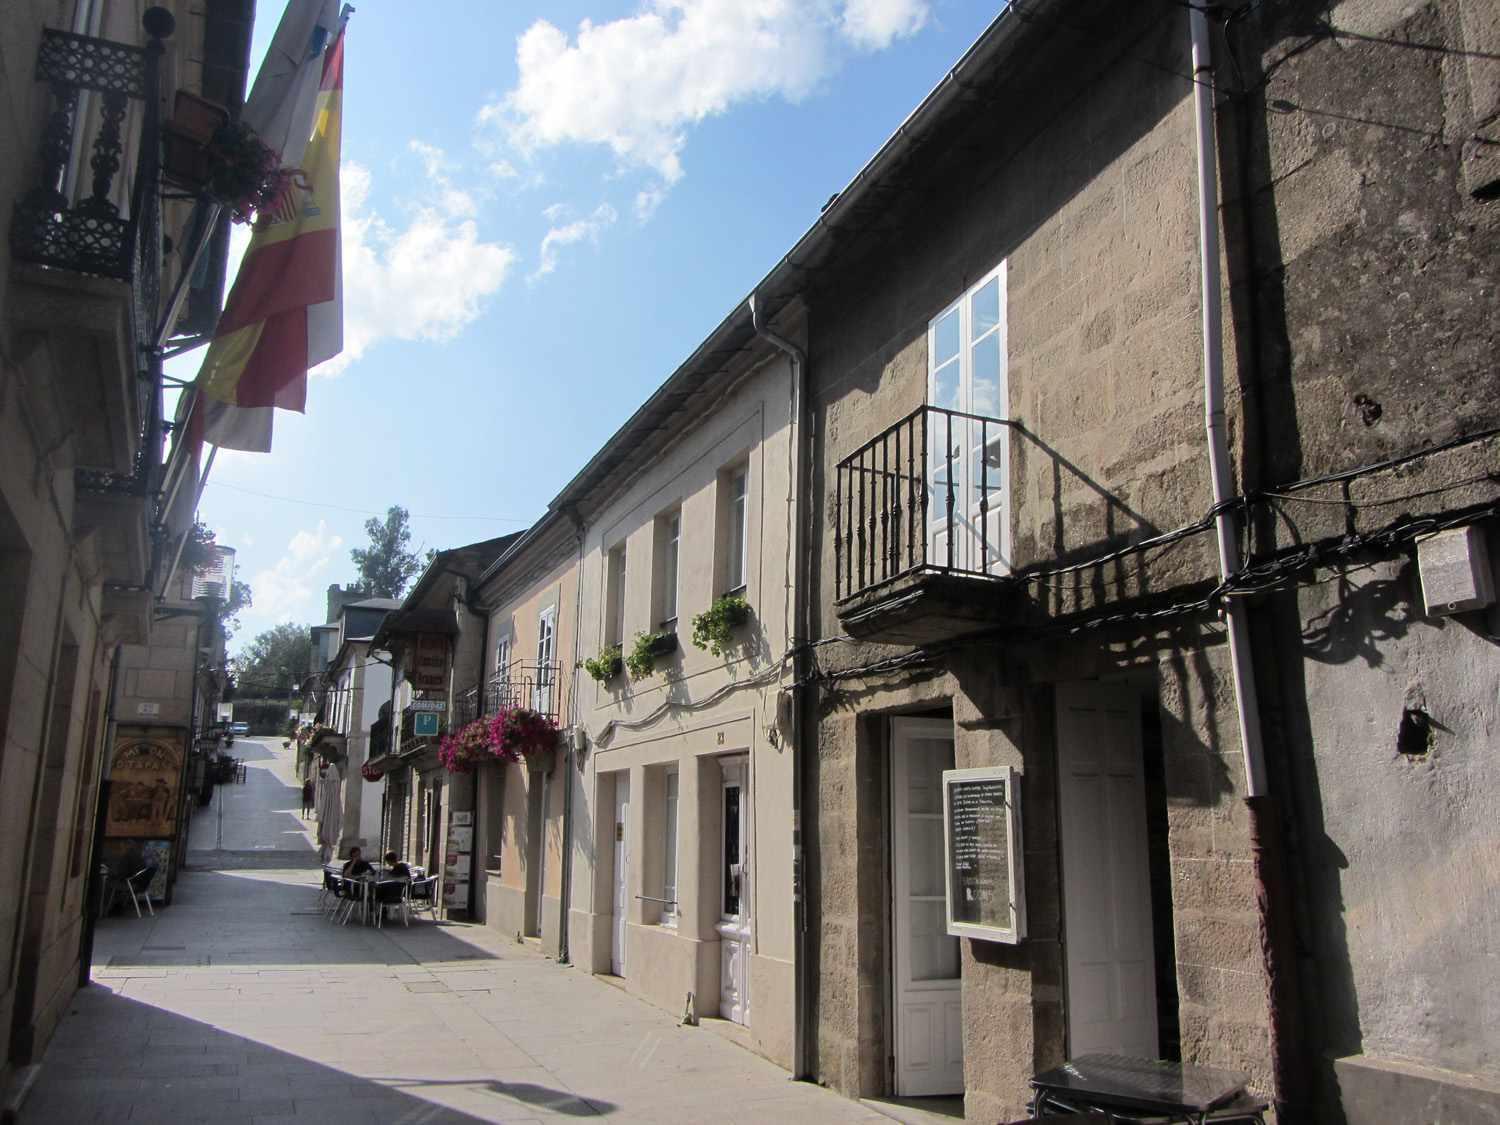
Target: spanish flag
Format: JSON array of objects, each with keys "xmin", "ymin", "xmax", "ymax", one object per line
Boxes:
[{"xmin": 195, "ymin": 26, "xmax": 345, "ymax": 451}]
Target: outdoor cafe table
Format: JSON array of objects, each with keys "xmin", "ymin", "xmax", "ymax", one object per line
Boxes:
[
  {"xmin": 325, "ymin": 866, "xmax": 425, "ymax": 925},
  {"xmin": 1028, "ymin": 1054, "xmax": 1269, "ymax": 1124}
]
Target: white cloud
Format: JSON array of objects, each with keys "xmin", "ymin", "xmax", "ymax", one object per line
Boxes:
[
  {"xmin": 482, "ymin": 1, "xmax": 930, "ymax": 193},
  {"xmin": 840, "ymin": 0, "xmax": 929, "ymax": 50},
  {"xmin": 634, "ymin": 184, "xmax": 668, "ymax": 223},
  {"xmin": 488, "ymin": 159, "xmax": 520, "ymax": 180},
  {"xmin": 407, "ymin": 139, "xmax": 478, "ymax": 218},
  {"xmin": 316, "ymin": 158, "xmax": 517, "ymax": 376},
  {"xmin": 532, "ymin": 202, "xmax": 618, "ymax": 281},
  {"xmin": 245, "ymin": 521, "xmax": 344, "ymax": 628}
]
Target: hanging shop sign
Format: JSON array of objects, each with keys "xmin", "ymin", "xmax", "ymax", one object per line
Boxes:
[
  {"xmin": 942, "ymin": 765, "xmax": 1026, "ymax": 944},
  {"xmin": 414, "ymin": 633, "xmax": 449, "ymax": 694}
]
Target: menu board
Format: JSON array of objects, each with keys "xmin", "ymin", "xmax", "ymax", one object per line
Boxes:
[{"xmin": 942, "ymin": 766, "xmax": 1025, "ymax": 943}]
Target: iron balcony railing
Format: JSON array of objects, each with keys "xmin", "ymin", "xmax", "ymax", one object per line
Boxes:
[
  {"xmin": 485, "ymin": 662, "xmax": 562, "ymax": 724},
  {"xmin": 11, "ymin": 20, "xmax": 168, "ymax": 341},
  {"xmin": 13, "ymin": 15, "xmax": 174, "ymax": 505},
  {"xmin": 834, "ymin": 404, "xmax": 1014, "ymax": 602}
]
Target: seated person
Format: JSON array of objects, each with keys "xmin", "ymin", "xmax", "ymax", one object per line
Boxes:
[
  {"xmin": 383, "ymin": 851, "xmax": 411, "ymax": 878},
  {"xmin": 341, "ymin": 846, "xmax": 373, "ymax": 878}
]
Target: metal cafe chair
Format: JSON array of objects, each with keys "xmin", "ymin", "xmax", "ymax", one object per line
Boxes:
[
  {"xmin": 405, "ymin": 875, "xmax": 439, "ymax": 922},
  {"xmin": 372, "ymin": 879, "xmax": 408, "ymax": 929},
  {"xmin": 123, "ymin": 866, "xmax": 158, "ymax": 918}
]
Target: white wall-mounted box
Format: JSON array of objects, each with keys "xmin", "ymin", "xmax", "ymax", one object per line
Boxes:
[{"xmin": 1417, "ymin": 525, "xmax": 1496, "ymax": 616}]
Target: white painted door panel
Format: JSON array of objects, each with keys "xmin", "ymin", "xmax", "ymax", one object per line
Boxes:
[
  {"xmin": 611, "ymin": 776, "xmax": 630, "ymax": 977},
  {"xmin": 1057, "ymin": 682, "xmax": 1158, "ymax": 1058},
  {"xmin": 892, "ymin": 719, "xmax": 964, "ymax": 1097}
]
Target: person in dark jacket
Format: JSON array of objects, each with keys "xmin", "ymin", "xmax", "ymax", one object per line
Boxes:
[
  {"xmin": 341, "ymin": 847, "xmax": 373, "ymax": 878},
  {"xmin": 383, "ymin": 851, "xmax": 411, "ymax": 878},
  {"xmin": 301, "ymin": 778, "xmax": 314, "ymax": 817}
]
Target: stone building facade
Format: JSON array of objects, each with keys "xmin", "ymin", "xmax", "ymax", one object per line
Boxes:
[
  {"xmin": 767, "ymin": 1, "xmax": 1500, "ymax": 1121},
  {"xmin": 0, "ymin": 0, "xmax": 251, "ymax": 1083}
]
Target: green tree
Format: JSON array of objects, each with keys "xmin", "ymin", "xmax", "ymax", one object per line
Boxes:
[
  {"xmin": 350, "ymin": 505, "xmax": 422, "ymax": 597},
  {"xmin": 218, "ymin": 580, "xmax": 252, "ymax": 641},
  {"xmin": 233, "ymin": 621, "xmax": 312, "ymax": 697}
]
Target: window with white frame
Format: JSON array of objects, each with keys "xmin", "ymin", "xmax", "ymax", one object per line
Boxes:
[
  {"xmin": 604, "ymin": 543, "xmax": 627, "ymax": 646},
  {"xmin": 927, "ymin": 260, "xmax": 1010, "ymax": 575},
  {"xmin": 662, "ymin": 767, "xmax": 679, "ymax": 925},
  {"xmin": 493, "ymin": 631, "xmax": 512, "ymax": 680},
  {"xmin": 534, "ymin": 605, "xmax": 556, "ymax": 714},
  {"xmin": 654, "ymin": 509, "xmax": 681, "ymax": 628},
  {"xmin": 719, "ymin": 464, "xmax": 749, "ymax": 594}
]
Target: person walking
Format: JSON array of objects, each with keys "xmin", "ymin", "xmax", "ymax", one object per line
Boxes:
[{"xmin": 301, "ymin": 777, "xmax": 314, "ymax": 818}]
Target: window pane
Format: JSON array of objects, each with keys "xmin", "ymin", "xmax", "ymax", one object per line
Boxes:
[
  {"xmin": 664, "ymin": 771, "xmax": 678, "ymax": 914},
  {"xmin": 932, "ymin": 359, "xmax": 961, "ymax": 411},
  {"xmin": 932, "ymin": 308, "xmax": 960, "ymax": 367},
  {"xmin": 727, "ymin": 471, "xmax": 747, "ymax": 591},
  {"xmin": 971, "ymin": 332, "xmax": 1001, "ymax": 417},
  {"xmin": 971, "ymin": 276, "xmax": 1000, "ymax": 338},
  {"xmin": 663, "ymin": 514, "xmax": 679, "ymax": 621},
  {"xmin": 723, "ymin": 785, "xmax": 741, "ymax": 916}
]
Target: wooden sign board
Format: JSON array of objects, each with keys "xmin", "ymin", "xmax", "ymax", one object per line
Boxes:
[
  {"xmin": 942, "ymin": 765, "xmax": 1026, "ymax": 943},
  {"xmin": 413, "ymin": 634, "xmax": 449, "ymax": 694}
]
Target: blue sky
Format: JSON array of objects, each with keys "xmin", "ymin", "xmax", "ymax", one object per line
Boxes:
[{"xmin": 191, "ymin": 1, "xmax": 1001, "ymax": 650}]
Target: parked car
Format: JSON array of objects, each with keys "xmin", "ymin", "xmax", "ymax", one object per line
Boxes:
[{"xmin": 229, "ymin": 721, "xmax": 249, "ymax": 735}]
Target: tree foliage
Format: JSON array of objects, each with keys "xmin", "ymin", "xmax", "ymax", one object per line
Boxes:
[
  {"xmin": 350, "ymin": 505, "xmax": 423, "ymax": 597},
  {"xmin": 233, "ymin": 621, "xmax": 312, "ymax": 696},
  {"xmin": 219, "ymin": 580, "xmax": 252, "ymax": 641}
]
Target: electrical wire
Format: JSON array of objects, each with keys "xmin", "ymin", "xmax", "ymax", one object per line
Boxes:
[{"xmin": 204, "ymin": 479, "xmax": 530, "ymax": 524}]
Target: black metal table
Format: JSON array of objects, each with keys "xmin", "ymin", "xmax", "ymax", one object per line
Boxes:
[{"xmin": 1029, "ymin": 1054, "xmax": 1269, "ymax": 1124}]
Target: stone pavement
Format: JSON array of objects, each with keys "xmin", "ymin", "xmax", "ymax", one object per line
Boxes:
[
  {"xmin": 23, "ymin": 865, "xmax": 890, "ymax": 1123},
  {"xmin": 185, "ymin": 736, "xmax": 320, "ymax": 863}
]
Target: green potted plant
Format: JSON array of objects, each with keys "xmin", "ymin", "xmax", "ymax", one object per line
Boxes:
[
  {"xmin": 626, "ymin": 630, "xmax": 678, "ymax": 678},
  {"xmin": 581, "ymin": 644, "xmax": 623, "ymax": 684},
  {"xmin": 691, "ymin": 594, "xmax": 751, "ymax": 657}
]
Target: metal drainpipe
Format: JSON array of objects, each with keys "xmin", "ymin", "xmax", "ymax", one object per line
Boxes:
[
  {"xmin": 748, "ymin": 294, "xmax": 814, "ymax": 1081},
  {"xmin": 558, "ymin": 506, "xmax": 587, "ymax": 964},
  {"xmin": 1189, "ymin": 9, "xmax": 1303, "ymax": 1118}
]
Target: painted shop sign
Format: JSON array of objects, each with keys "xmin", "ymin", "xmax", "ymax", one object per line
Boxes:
[
  {"xmin": 942, "ymin": 765, "xmax": 1026, "ymax": 943},
  {"xmin": 413, "ymin": 633, "xmax": 449, "ymax": 694},
  {"xmin": 443, "ymin": 810, "xmax": 473, "ymax": 913},
  {"xmin": 105, "ymin": 725, "xmax": 186, "ymax": 839}
]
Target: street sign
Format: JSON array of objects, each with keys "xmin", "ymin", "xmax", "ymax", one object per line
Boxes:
[
  {"xmin": 410, "ymin": 699, "xmax": 446, "ymax": 712},
  {"xmin": 413, "ymin": 712, "xmax": 440, "ymax": 737}
]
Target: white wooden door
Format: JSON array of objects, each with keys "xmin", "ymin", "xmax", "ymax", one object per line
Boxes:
[
  {"xmin": 611, "ymin": 775, "xmax": 630, "ymax": 977},
  {"xmin": 1057, "ymin": 682, "xmax": 1158, "ymax": 1057},
  {"xmin": 891, "ymin": 719, "xmax": 964, "ymax": 1096},
  {"xmin": 717, "ymin": 759, "xmax": 750, "ymax": 1025}
]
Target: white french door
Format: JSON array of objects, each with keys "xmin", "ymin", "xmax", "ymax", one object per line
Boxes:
[
  {"xmin": 891, "ymin": 719, "xmax": 964, "ymax": 1097},
  {"xmin": 1056, "ymin": 682, "xmax": 1158, "ymax": 1057},
  {"xmin": 717, "ymin": 758, "xmax": 750, "ymax": 1025},
  {"xmin": 927, "ymin": 262, "xmax": 1009, "ymax": 575},
  {"xmin": 534, "ymin": 605, "xmax": 556, "ymax": 714},
  {"xmin": 611, "ymin": 775, "xmax": 630, "ymax": 977}
]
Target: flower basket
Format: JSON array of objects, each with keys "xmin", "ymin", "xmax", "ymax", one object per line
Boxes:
[
  {"xmin": 626, "ymin": 631, "xmax": 677, "ymax": 678},
  {"xmin": 438, "ymin": 719, "xmax": 492, "ymax": 774},
  {"xmin": 690, "ymin": 594, "xmax": 751, "ymax": 657},
  {"xmin": 582, "ymin": 645, "xmax": 623, "ymax": 684}
]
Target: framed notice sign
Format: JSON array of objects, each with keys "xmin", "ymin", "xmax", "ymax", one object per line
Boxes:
[{"xmin": 942, "ymin": 766, "xmax": 1026, "ymax": 943}]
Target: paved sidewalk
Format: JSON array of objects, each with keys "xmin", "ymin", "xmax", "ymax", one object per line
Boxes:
[
  {"xmin": 24, "ymin": 865, "xmax": 887, "ymax": 1124},
  {"xmin": 186, "ymin": 736, "xmax": 320, "ymax": 862}
]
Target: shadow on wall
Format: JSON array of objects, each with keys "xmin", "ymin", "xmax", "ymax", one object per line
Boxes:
[{"xmin": 23, "ymin": 987, "xmax": 614, "ymax": 1122}]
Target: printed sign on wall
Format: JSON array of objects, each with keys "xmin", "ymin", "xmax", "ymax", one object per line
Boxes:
[
  {"xmin": 942, "ymin": 765, "xmax": 1026, "ymax": 943},
  {"xmin": 443, "ymin": 810, "xmax": 473, "ymax": 913},
  {"xmin": 105, "ymin": 726, "xmax": 186, "ymax": 839}
]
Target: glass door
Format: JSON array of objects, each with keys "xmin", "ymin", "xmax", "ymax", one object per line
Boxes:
[{"xmin": 926, "ymin": 262, "xmax": 1008, "ymax": 574}]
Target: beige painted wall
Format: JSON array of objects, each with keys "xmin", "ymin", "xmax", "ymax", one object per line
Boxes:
[{"xmin": 570, "ymin": 351, "xmax": 799, "ymax": 1068}]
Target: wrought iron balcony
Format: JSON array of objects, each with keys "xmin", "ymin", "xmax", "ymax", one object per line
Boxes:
[
  {"xmin": 10, "ymin": 19, "xmax": 168, "ymax": 338},
  {"xmin": 834, "ymin": 404, "xmax": 1016, "ymax": 643},
  {"xmin": 484, "ymin": 662, "xmax": 563, "ymax": 724}
]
